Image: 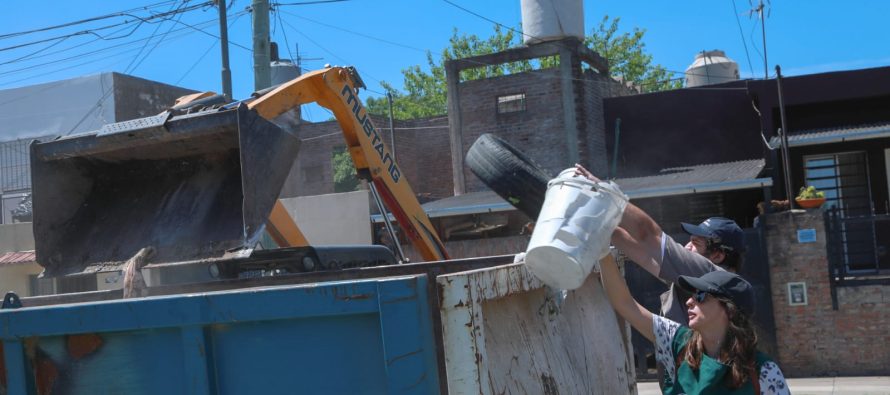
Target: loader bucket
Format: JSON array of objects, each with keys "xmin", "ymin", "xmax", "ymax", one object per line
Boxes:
[{"xmin": 30, "ymin": 104, "xmax": 301, "ymax": 277}]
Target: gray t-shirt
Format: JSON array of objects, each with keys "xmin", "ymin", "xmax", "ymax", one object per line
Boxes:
[{"xmin": 657, "ymin": 233, "xmax": 722, "ymax": 324}]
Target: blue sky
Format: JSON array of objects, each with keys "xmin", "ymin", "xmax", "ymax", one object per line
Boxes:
[{"xmin": 1, "ymin": 0, "xmax": 888, "ymax": 121}]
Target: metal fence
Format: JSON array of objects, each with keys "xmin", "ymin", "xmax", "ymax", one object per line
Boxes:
[{"xmin": 824, "ymin": 207, "xmax": 890, "ymax": 279}]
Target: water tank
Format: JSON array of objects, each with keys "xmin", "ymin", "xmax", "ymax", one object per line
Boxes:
[
  {"xmin": 270, "ymin": 59, "xmax": 302, "ymax": 126},
  {"xmin": 520, "ymin": 0, "xmax": 584, "ymax": 45},
  {"xmin": 685, "ymin": 50, "xmax": 740, "ymax": 87},
  {"xmin": 271, "ymin": 59, "xmax": 300, "ymax": 86}
]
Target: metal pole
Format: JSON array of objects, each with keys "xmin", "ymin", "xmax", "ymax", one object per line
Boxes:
[
  {"xmin": 216, "ymin": 0, "xmax": 232, "ymax": 99},
  {"xmin": 387, "ymin": 92, "xmax": 396, "ymax": 160},
  {"xmin": 760, "ymin": 0, "xmax": 768, "ymax": 80},
  {"xmin": 369, "ymin": 182, "xmax": 407, "ymax": 263},
  {"xmin": 251, "ymin": 0, "xmax": 271, "ymax": 91},
  {"xmin": 775, "ymin": 65, "xmax": 794, "ymax": 208},
  {"xmin": 610, "ymin": 118, "xmax": 621, "ymax": 178}
]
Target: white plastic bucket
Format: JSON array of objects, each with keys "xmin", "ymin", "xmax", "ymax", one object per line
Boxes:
[{"xmin": 525, "ymin": 168, "xmax": 628, "ymax": 289}]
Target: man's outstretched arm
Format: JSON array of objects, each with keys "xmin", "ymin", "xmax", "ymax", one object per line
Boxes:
[
  {"xmin": 574, "ymin": 164, "xmax": 663, "ymax": 276},
  {"xmin": 611, "ymin": 203, "xmax": 664, "ymax": 277}
]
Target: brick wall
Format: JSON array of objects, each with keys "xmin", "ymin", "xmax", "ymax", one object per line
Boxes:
[
  {"xmin": 457, "ymin": 68, "xmax": 631, "ymax": 193},
  {"xmin": 280, "ymin": 114, "xmax": 451, "ymax": 200},
  {"xmin": 458, "ymin": 68, "xmax": 566, "ymax": 192},
  {"xmin": 763, "ymin": 209, "xmax": 890, "ymax": 376}
]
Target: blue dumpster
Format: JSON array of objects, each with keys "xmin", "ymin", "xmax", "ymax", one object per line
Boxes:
[{"xmin": 1, "ymin": 275, "xmax": 438, "ymax": 394}]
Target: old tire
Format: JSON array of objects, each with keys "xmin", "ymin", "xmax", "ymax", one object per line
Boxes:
[{"xmin": 466, "ymin": 133, "xmax": 551, "ymax": 220}]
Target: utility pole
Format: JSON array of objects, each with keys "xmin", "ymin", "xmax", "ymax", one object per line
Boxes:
[
  {"xmin": 216, "ymin": 0, "xmax": 232, "ymax": 99},
  {"xmin": 251, "ymin": 0, "xmax": 271, "ymax": 91}
]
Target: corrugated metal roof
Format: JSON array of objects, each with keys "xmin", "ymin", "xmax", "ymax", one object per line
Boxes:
[
  {"xmin": 372, "ymin": 159, "xmax": 770, "ymax": 222},
  {"xmin": 614, "ymin": 159, "xmax": 770, "ymax": 199},
  {"xmin": 768, "ymin": 122, "xmax": 890, "ymax": 148},
  {"xmin": 0, "ymin": 250, "xmax": 36, "ymax": 266}
]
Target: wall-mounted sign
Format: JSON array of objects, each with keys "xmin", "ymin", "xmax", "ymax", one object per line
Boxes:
[
  {"xmin": 788, "ymin": 282, "xmax": 808, "ymax": 306},
  {"xmin": 797, "ymin": 229, "xmax": 817, "ymax": 243}
]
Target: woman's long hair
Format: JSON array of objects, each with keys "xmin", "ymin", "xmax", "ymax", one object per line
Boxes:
[{"xmin": 681, "ymin": 297, "xmax": 759, "ymax": 388}]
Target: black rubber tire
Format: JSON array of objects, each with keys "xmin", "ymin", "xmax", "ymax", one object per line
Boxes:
[{"xmin": 466, "ymin": 133, "xmax": 552, "ymax": 220}]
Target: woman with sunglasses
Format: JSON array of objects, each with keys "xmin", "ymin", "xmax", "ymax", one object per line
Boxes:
[{"xmin": 598, "ymin": 253, "xmax": 790, "ymax": 394}]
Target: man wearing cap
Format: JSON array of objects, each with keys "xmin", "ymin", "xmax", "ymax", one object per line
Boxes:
[{"xmin": 575, "ymin": 164, "xmax": 747, "ymax": 325}]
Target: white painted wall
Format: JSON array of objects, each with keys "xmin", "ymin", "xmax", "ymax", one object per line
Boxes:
[
  {"xmin": 0, "ymin": 222, "xmax": 34, "ymax": 253},
  {"xmin": 0, "ymin": 263, "xmax": 42, "ymax": 296},
  {"xmin": 279, "ymin": 190, "xmax": 372, "ymax": 245}
]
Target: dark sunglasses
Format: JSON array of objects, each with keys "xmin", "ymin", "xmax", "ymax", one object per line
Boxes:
[{"xmin": 693, "ymin": 290, "xmax": 709, "ymax": 303}]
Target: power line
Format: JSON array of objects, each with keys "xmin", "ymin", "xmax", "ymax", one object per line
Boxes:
[
  {"xmin": 0, "ymin": 0, "xmax": 181, "ymax": 40},
  {"xmin": 273, "ymin": 0, "xmax": 349, "ymax": 5},
  {"xmin": 176, "ymin": 10, "xmax": 247, "ymax": 84},
  {"xmin": 66, "ymin": 0, "xmax": 187, "ymax": 136},
  {"xmin": 277, "ymin": 16, "xmax": 388, "ymax": 90},
  {"xmin": 730, "ymin": 0, "xmax": 756, "ymax": 77},
  {"xmin": 278, "ymin": 10, "xmax": 426, "ymax": 53},
  {"xmin": 0, "ymin": 10, "xmax": 253, "ymax": 84},
  {"xmin": 0, "ymin": 2, "xmax": 214, "ymax": 54},
  {"xmin": 273, "ymin": 8, "xmax": 297, "ymax": 63}
]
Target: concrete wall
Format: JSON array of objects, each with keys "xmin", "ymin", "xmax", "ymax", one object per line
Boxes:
[
  {"xmin": 763, "ymin": 209, "xmax": 890, "ymax": 376},
  {"xmin": 0, "ymin": 222, "xmax": 34, "ymax": 252},
  {"xmin": 0, "ymin": 74, "xmax": 116, "ymax": 140},
  {"xmin": 0, "ymin": 263, "xmax": 42, "ymax": 296},
  {"xmin": 280, "ymin": 190, "xmax": 372, "ymax": 245},
  {"xmin": 112, "ymin": 73, "xmax": 195, "ymax": 121}
]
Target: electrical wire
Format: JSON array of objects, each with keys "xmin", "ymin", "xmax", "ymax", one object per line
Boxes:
[
  {"xmin": 278, "ymin": 10, "xmax": 426, "ymax": 53},
  {"xmin": 730, "ymin": 0, "xmax": 756, "ymax": 78},
  {"xmin": 175, "ymin": 10, "xmax": 247, "ymax": 84},
  {"xmin": 0, "ymin": 2, "xmax": 214, "ymax": 54},
  {"xmin": 277, "ymin": 16, "xmax": 388, "ymax": 91},
  {"xmin": 273, "ymin": 0, "xmax": 349, "ymax": 6},
  {"xmin": 65, "ymin": 0, "xmax": 187, "ymax": 136},
  {"xmin": 0, "ymin": 16, "xmax": 228, "ymax": 80},
  {"xmin": 0, "ymin": 0, "xmax": 181, "ymax": 40}
]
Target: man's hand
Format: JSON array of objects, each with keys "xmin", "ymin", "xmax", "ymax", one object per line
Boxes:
[{"xmin": 574, "ymin": 163, "xmax": 601, "ymax": 182}]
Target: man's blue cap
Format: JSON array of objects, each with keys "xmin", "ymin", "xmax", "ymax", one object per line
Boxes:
[{"xmin": 681, "ymin": 217, "xmax": 746, "ymax": 253}]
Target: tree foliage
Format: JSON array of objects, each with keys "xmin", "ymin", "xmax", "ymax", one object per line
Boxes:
[
  {"xmin": 366, "ymin": 16, "xmax": 679, "ymax": 119},
  {"xmin": 585, "ymin": 16, "xmax": 681, "ymax": 93},
  {"xmin": 332, "ymin": 147, "xmax": 360, "ymax": 193}
]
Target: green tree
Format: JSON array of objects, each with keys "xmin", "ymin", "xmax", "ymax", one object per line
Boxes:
[
  {"xmin": 332, "ymin": 147, "xmax": 361, "ymax": 193},
  {"xmin": 585, "ymin": 16, "xmax": 681, "ymax": 93},
  {"xmin": 366, "ymin": 16, "xmax": 679, "ymax": 119}
]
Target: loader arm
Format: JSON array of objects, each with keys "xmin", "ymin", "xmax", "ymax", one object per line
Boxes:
[{"xmin": 249, "ymin": 67, "xmax": 449, "ymax": 262}]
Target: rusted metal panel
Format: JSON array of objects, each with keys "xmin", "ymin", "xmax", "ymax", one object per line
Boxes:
[{"xmin": 438, "ymin": 263, "xmax": 637, "ymax": 395}]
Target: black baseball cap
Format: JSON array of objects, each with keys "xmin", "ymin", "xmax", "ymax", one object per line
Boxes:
[
  {"xmin": 681, "ymin": 217, "xmax": 746, "ymax": 253},
  {"xmin": 677, "ymin": 270, "xmax": 755, "ymax": 317}
]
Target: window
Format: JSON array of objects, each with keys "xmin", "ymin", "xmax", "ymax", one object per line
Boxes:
[
  {"xmin": 804, "ymin": 152, "xmax": 871, "ymax": 215},
  {"xmin": 807, "ymin": 151, "xmax": 879, "ymax": 273},
  {"xmin": 497, "ymin": 93, "xmax": 526, "ymax": 114}
]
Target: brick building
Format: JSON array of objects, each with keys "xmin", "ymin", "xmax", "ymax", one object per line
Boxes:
[{"xmin": 763, "ymin": 210, "xmax": 890, "ymax": 376}]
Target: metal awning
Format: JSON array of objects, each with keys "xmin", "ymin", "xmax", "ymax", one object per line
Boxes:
[
  {"xmin": 768, "ymin": 122, "xmax": 890, "ymax": 148},
  {"xmin": 372, "ymin": 159, "xmax": 771, "ymax": 222},
  {"xmin": 0, "ymin": 250, "xmax": 36, "ymax": 267}
]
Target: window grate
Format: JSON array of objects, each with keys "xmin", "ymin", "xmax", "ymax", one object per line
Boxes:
[{"xmin": 496, "ymin": 93, "xmax": 526, "ymax": 114}]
